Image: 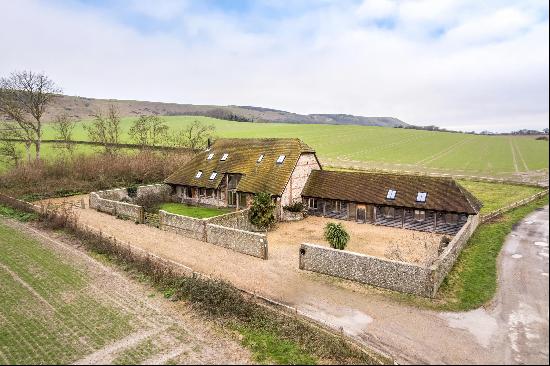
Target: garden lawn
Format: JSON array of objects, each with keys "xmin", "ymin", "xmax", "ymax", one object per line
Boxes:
[{"xmin": 159, "ymin": 202, "xmax": 232, "ymax": 218}]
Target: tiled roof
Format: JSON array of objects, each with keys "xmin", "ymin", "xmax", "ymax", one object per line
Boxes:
[
  {"xmin": 164, "ymin": 138, "xmax": 317, "ymax": 196},
  {"xmin": 302, "ymin": 170, "xmax": 482, "ymax": 214}
]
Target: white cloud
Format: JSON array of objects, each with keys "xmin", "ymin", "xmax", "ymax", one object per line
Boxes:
[{"xmin": 0, "ymin": 0, "xmax": 547, "ymax": 132}]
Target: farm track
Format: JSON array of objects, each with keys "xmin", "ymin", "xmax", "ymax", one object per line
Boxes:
[
  {"xmin": 512, "ymin": 138, "xmax": 529, "ymax": 171},
  {"xmin": 0, "ymin": 218, "xmax": 251, "ymax": 365},
  {"xmin": 415, "ymin": 136, "xmax": 474, "ymax": 166}
]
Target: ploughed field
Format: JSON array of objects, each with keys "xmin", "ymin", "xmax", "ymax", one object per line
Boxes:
[{"xmin": 33, "ymin": 116, "xmax": 548, "ymax": 179}]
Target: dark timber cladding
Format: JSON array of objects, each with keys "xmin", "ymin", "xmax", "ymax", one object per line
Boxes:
[{"xmin": 302, "ymin": 170, "xmax": 482, "ymax": 235}]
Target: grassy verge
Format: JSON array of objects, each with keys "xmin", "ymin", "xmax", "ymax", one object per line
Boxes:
[
  {"xmin": 397, "ymin": 195, "xmax": 548, "ymax": 311},
  {"xmin": 159, "ymin": 202, "xmax": 232, "ymax": 219}
]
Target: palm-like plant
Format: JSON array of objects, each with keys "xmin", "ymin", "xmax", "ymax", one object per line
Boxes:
[{"xmin": 324, "ymin": 222, "xmax": 350, "ymax": 250}]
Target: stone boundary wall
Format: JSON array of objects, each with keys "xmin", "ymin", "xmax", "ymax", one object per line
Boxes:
[
  {"xmin": 206, "ymin": 209, "xmax": 259, "ymax": 231},
  {"xmin": 427, "ymin": 214, "xmax": 480, "ymax": 296},
  {"xmin": 299, "ymin": 243, "xmax": 433, "ymax": 296},
  {"xmin": 281, "ymin": 209, "xmax": 305, "ymax": 222},
  {"xmin": 0, "ymin": 193, "xmax": 42, "ymax": 213},
  {"xmin": 206, "ymin": 224, "xmax": 268, "ymax": 259},
  {"xmin": 480, "ymin": 189, "xmax": 549, "ymax": 223},
  {"xmin": 89, "ymin": 191, "xmax": 143, "ymax": 223},
  {"xmin": 158, "ymin": 210, "xmax": 206, "ymax": 241},
  {"xmin": 136, "ymin": 183, "xmax": 172, "ymax": 197}
]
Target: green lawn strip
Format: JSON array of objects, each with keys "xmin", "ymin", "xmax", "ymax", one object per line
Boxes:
[
  {"xmin": 0, "ymin": 222, "xmax": 134, "ymax": 364},
  {"xmin": 159, "ymin": 202, "xmax": 232, "ymax": 218},
  {"xmin": 235, "ymin": 325, "xmax": 317, "ymax": 365},
  {"xmin": 457, "ymin": 180, "xmax": 544, "ymax": 214}
]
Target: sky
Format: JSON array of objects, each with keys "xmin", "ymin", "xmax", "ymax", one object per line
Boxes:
[{"xmin": 1, "ymin": 0, "xmax": 548, "ymax": 132}]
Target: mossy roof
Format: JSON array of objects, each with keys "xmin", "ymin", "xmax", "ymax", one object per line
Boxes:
[
  {"xmin": 164, "ymin": 138, "xmax": 317, "ymax": 196},
  {"xmin": 302, "ymin": 170, "xmax": 482, "ymax": 214}
]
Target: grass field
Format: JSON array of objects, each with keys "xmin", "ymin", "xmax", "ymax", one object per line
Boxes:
[
  {"xmin": 33, "ymin": 116, "xmax": 548, "ymax": 178},
  {"xmin": 457, "ymin": 180, "xmax": 545, "ymax": 214},
  {"xmin": 0, "ymin": 222, "xmax": 133, "ymax": 364},
  {"xmin": 159, "ymin": 202, "xmax": 232, "ymax": 218}
]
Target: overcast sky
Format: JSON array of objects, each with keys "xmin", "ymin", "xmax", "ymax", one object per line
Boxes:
[{"xmin": 1, "ymin": 0, "xmax": 548, "ymax": 132}]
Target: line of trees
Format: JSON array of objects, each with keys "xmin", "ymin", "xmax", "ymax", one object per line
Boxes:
[{"xmin": 0, "ymin": 70, "xmax": 217, "ymax": 167}]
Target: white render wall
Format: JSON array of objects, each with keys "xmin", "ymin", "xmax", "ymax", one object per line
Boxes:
[{"xmin": 280, "ymin": 153, "xmax": 321, "ymax": 209}]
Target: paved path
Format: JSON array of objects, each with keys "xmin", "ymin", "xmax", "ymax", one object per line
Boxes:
[{"xmin": 49, "ymin": 196, "xmax": 549, "ymax": 364}]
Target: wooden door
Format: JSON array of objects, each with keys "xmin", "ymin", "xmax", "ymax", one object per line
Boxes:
[{"xmin": 356, "ymin": 204, "xmax": 366, "ymax": 223}]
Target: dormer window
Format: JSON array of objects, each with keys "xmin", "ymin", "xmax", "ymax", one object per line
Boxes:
[
  {"xmin": 209, "ymin": 171, "xmax": 217, "ymax": 180},
  {"xmin": 416, "ymin": 192, "xmax": 427, "ymax": 203},
  {"xmin": 207, "ymin": 153, "xmax": 214, "ymax": 160},
  {"xmin": 276, "ymin": 155, "xmax": 285, "ymax": 164},
  {"xmin": 386, "ymin": 189, "xmax": 397, "ymax": 200},
  {"xmin": 257, "ymin": 154, "xmax": 264, "ymax": 163},
  {"xmin": 195, "ymin": 170, "xmax": 203, "ymax": 178},
  {"xmin": 220, "ymin": 153, "xmax": 228, "ymax": 161}
]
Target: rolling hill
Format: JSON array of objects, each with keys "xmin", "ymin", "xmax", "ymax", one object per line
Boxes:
[{"xmin": 45, "ymin": 95, "xmax": 409, "ymax": 128}]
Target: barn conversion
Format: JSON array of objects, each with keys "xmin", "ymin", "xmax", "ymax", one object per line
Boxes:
[{"xmin": 165, "ymin": 138, "xmax": 481, "ymax": 234}]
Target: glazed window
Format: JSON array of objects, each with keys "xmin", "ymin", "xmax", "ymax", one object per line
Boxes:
[
  {"xmin": 308, "ymin": 198, "xmax": 318, "ymax": 209},
  {"xmin": 383, "ymin": 206, "xmax": 395, "ymax": 218},
  {"xmin": 209, "ymin": 171, "xmax": 217, "ymax": 180},
  {"xmin": 195, "ymin": 170, "xmax": 203, "ymax": 178},
  {"xmin": 416, "ymin": 192, "xmax": 427, "ymax": 202},
  {"xmin": 257, "ymin": 154, "xmax": 264, "ymax": 163},
  {"xmin": 386, "ymin": 189, "xmax": 397, "ymax": 200},
  {"xmin": 414, "ymin": 209, "xmax": 426, "ymax": 221},
  {"xmin": 220, "ymin": 153, "xmax": 229, "ymax": 161},
  {"xmin": 207, "ymin": 153, "xmax": 214, "ymax": 160},
  {"xmin": 276, "ymin": 155, "xmax": 285, "ymax": 164}
]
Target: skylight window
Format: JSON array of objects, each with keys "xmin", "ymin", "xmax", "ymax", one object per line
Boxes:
[
  {"xmin": 209, "ymin": 172, "xmax": 217, "ymax": 180},
  {"xmin": 207, "ymin": 153, "xmax": 214, "ymax": 160},
  {"xmin": 195, "ymin": 170, "xmax": 203, "ymax": 178},
  {"xmin": 416, "ymin": 192, "xmax": 427, "ymax": 202},
  {"xmin": 386, "ymin": 189, "xmax": 397, "ymax": 200},
  {"xmin": 276, "ymin": 155, "xmax": 286, "ymax": 164},
  {"xmin": 220, "ymin": 153, "xmax": 228, "ymax": 161},
  {"xmin": 257, "ymin": 154, "xmax": 264, "ymax": 163}
]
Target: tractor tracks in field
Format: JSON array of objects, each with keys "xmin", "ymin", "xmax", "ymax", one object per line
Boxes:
[{"xmin": 415, "ymin": 136, "xmax": 474, "ymax": 167}]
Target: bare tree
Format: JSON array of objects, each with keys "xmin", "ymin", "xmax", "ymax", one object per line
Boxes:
[
  {"xmin": 168, "ymin": 120, "xmax": 215, "ymax": 150},
  {"xmin": 85, "ymin": 105, "xmax": 121, "ymax": 155},
  {"xmin": 129, "ymin": 115, "xmax": 169, "ymax": 148},
  {"xmin": 52, "ymin": 113, "xmax": 76, "ymax": 154},
  {"xmin": 0, "ymin": 123, "xmax": 23, "ymax": 166},
  {"xmin": 0, "ymin": 71, "xmax": 61, "ymax": 161}
]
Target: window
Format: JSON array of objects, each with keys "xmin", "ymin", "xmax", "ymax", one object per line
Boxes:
[
  {"xmin": 209, "ymin": 171, "xmax": 217, "ymax": 180},
  {"xmin": 207, "ymin": 153, "xmax": 214, "ymax": 160},
  {"xmin": 416, "ymin": 192, "xmax": 427, "ymax": 202},
  {"xmin": 383, "ymin": 206, "xmax": 395, "ymax": 218},
  {"xmin": 227, "ymin": 191, "xmax": 237, "ymax": 206},
  {"xmin": 276, "ymin": 155, "xmax": 286, "ymax": 164},
  {"xmin": 220, "ymin": 153, "xmax": 229, "ymax": 161},
  {"xmin": 445, "ymin": 213, "xmax": 459, "ymax": 225},
  {"xmin": 199, "ymin": 188, "xmax": 206, "ymax": 197},
  {"xmin": 195, "ymin": 170, "xmax": 203, "ymax": 178},
  {"xmin": 414, "ymin": 210, "xmax": 426, "ymax": 221},
  {"xmin": 257, "ymin": 154, "xmax": 264, "ymax": 163},
  {"xmin": 308, "ymin": 198, "xmax": 318, "ymax": 209},
  {"xmin": 386, "ymin": 189, "xmax": 397, "ymax": 200},
  {"xmin": 206, "ymin": 189, "xmax": 215, "ymax": 198}
]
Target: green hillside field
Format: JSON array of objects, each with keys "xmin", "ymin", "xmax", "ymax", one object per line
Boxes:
[{"xmin": 5, "ymin": 116, "xmax": 549, "ymax": 179}]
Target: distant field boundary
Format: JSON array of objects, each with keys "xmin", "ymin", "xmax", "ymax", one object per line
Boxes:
[
  {"xmin": 0, "ymin": 138, "xmax": 193, "ymax": 152},
  {"xmin": 480, "ymin": 189, "xmax": 549, "ymax": 223},
  {"xmin": 325, "ymin": 164, "xmax": 548, "ymax": 188}
]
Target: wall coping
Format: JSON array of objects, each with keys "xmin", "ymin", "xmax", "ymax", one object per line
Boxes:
[{"xmin": 207, "ymin": 223, "xmax": 267, "ymax": 238}]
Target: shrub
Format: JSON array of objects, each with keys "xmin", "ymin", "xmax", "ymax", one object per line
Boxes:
[
  {"xmin": 249, "ymin": 192, "xmax": 276, "ymax": 231},
  {"xmin": 134, "ymin": 190, "xmax": 170, "ymax": 213},
  {"xmin": 283, "ymin": 201, "xmax": 304, "ymax": 213},
  {"xmin": 324, "ymin": 222, "xmax": 349, "ymax": 250},
  {"xmin": 127, "ymin": 185, "xmax": 138, "ymax": 198}
]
